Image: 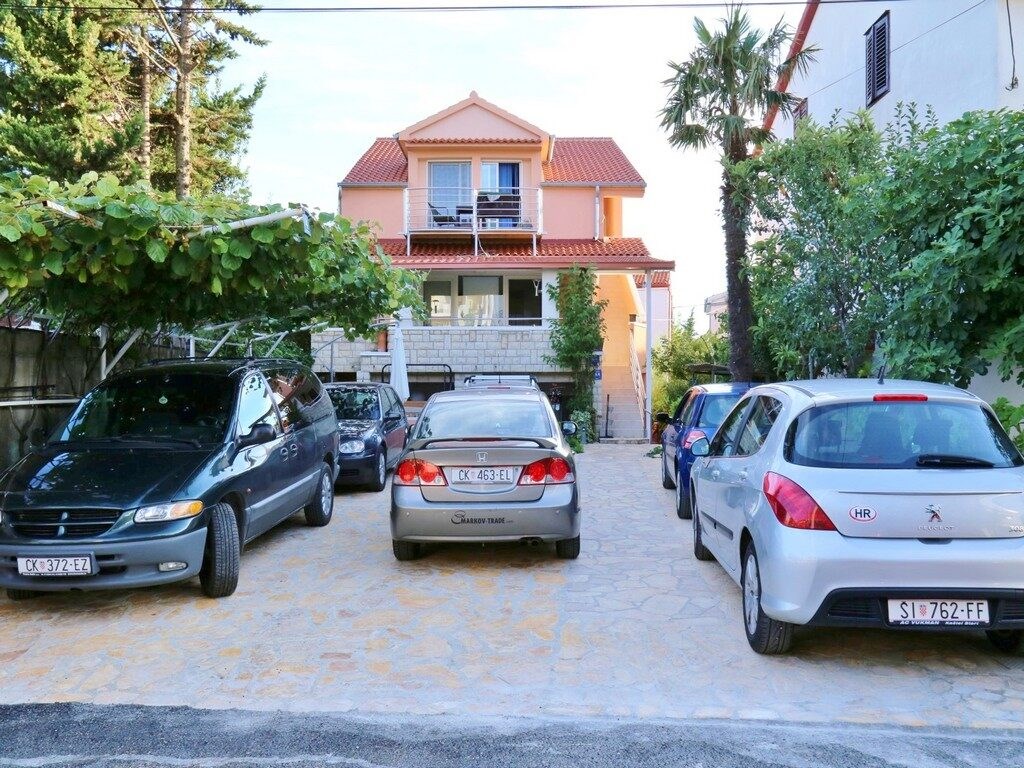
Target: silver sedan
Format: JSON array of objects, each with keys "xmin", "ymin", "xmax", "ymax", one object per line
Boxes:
[
  {"xmin": 390, "ymin": 386, "xmax": 581, "ymax": 561},
  {"xmin": 689, "ymin": 379, "xmax": 1024, "ymax": 655}
]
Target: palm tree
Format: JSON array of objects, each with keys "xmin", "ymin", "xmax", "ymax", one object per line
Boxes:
[{"xmin": 661, "ymin": 6, "xmax": 815, "ymax": 380}]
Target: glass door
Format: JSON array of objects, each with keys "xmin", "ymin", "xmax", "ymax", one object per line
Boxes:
[
  {"xmin": 428, "ymin": 162, "xmax": 471, "ymax": 226},
  {"xmin": 507, "ymin": 278, "xmax": 542, "ymax": 326}
]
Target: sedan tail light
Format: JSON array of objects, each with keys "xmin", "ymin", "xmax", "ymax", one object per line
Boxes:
[
  {"xmin": 682, "ymin": 429, "xmax": 707, "ymax": 450},
  {"xmin": 762, "ymin": 472, "xmax": 836, "ymax": 531},
  {"xmin": 518, "ymin": 457, "xmax": 575, "ymax": 485},
  {"xmin": 394, "ymin": 459, "xmax": 447, "ymax": 486}
]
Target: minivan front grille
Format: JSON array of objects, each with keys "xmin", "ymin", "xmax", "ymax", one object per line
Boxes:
[{"xmin": 8, "ymin": 508, "xmax": 122, "ymax": 539}]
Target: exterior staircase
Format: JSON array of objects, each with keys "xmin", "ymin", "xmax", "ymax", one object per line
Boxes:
[{"xmin": 599, "ymin": 364, "xmax": 646, "ymax": 440}]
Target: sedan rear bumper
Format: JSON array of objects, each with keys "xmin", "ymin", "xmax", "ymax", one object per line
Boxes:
[
  {"xmin": 0, "ymin": 528, "xmax": 207, "ymax": 592},
  {"xmin": 391, "ymin": 484, "xmax": 580, "ymax": 542},
  {"xmin": 757, "ymin": 528, "xmax": 1024, "ymax": 626},
  {"xmin": 807, "ymin": 587, "xmax": 1024, "ymax": 630}
]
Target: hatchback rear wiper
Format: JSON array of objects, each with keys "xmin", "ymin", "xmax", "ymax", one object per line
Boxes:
[{"xmin": 916, "ymin": 454, "xmax": 995, "ymax": 468}]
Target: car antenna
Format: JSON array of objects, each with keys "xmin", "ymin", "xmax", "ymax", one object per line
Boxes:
[{"xmin": 877, "ymin": 363, "xmax": 887, "ymax": 385}]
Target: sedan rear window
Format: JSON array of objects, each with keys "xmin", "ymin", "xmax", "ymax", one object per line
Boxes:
[
  {"xmin": 415, "ymin": 399, "xmax": 553, "ymax": 439},
  {"xmin": 786, "ymin": 401, "xmax": 1023, "ymax": 469}
]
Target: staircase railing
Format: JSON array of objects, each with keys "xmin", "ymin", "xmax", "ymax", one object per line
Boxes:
[{"xmin": 626, "ymin": 323, "xmax": 647, "ymax": 430}]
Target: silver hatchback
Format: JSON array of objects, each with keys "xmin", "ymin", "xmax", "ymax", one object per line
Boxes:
[
  {"xmin": 689, "ymin": 379, "xmax": 1024, "ymax": 655},
  {"xmin": 390, "ymin": 386, "xmax": 581, "ymax": 561}
]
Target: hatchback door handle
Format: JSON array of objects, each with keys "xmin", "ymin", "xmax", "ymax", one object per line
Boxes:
[
  {"xmin": 711, "ymin": 469, "xmax": 721, "ymax": 480},
  {"xmin": 738, "ymin": 470, "xmax": 749, "ymax": 481}
]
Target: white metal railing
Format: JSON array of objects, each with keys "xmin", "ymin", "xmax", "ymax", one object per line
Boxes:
[
  {"xmin": 627, "ymin": 323, "xmax": 647, "ymax": 427},
  {"xmin": 419, "ymin": 315, "xmax": 547, "ymax": 328},
  {"xmin": 405, "ymin": 187, "xmax": 541, "ymax": 233}
]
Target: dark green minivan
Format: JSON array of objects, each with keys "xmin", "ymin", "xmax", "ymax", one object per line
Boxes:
[{"xmin": 0, "ymin": 358, "xmax": 339, "ymax": 600}]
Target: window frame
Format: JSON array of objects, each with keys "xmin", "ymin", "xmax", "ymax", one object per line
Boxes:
[
  {"xmin": 734, "ymin": 396, "xmax": 784, "ymax": 458},
  {"xmin": 709, "ymin": 396, "xmax": 753, "ymax": 458}
]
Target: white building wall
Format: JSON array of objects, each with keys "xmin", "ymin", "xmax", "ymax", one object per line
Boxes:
[
  {"xmin": 779, "ymin": 0, "xmax": 1010, "ymax": 138},
  {"xmin": 998, "ymin": 0, "xmax": 1024, "ymax": 109}
]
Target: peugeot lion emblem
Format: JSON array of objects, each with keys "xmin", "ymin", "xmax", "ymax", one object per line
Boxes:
[
  {"xmin": 477, "ymin": 452, "xmax": 488, "ymax": 463},
  {"xmin": 926, "ymin": 504, "xmax": 943, "ymax": 523}
]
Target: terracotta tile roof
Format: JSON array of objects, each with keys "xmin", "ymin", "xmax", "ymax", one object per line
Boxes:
[
  {"xmin": 542, "ymin": 138, "xmax": 645, "ymax": 186},
  {"xmin": 404, "ymin": 138, "xmax": 541, "ymax": 145},
  {"xmin": 376, "ymin": 238, "xmax": 671, "ymax": 271},
  {"xmin": 342, "ymin": 138, "xmax": 407, "ymax": 185},
  {"xmin": 634, "ymin": 271, "xmax": 671, "ymax": 289},
  {"xmin": 341, "ymin": 136, "xmax": 645, "ymax": 187}
]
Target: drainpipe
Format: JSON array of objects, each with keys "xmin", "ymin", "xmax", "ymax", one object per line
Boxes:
[
  {"xmin": 645, "ymin": 270, "xmax": 653, "ymax": 441},
  {"xmin": 593, "ymin": 186, "xmax": 601, "ymax": 240}
]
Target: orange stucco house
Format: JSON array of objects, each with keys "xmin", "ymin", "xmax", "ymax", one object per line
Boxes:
[{"xmin": 313, "ymin": 93, "xmax": 672, "ymax": 439}]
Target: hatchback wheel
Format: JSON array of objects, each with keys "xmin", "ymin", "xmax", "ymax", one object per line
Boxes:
[
  {"xmin": 200, "ymin": 503, "xmax": 240, "ymax": 598},
  {"xmin": 304, "ymin": 463, "xmax": 335, "ymax": 527},
  {"xmin": 692, "ymin": 488, "xmax": 713, "ymax": 562},
  {"xmin": 742, "ymin": 543, "xmax": 794, "ymax": 655},
  {"xmin": 556, "ymin": 535, "xmax": 581, "ymax": 560},
  {"xmin": 661, "ymin": 451, "xmax": 676, "ymax": 489},
  {"xmin": 368, "ymin": 450, "xmax": 387, "ymax": 493},
  {"xmin": 6, "ymin": 589, "xmax": 40, "ymax": 601},
  {"xmin": 675, "ymin": 469, "xmax": 692, "ymax": 519},
  {"xmin": 987, "ymin": 630, "xmax": 1023, "ymax": 654},
  {"xmin": 392, "ymin": 539, "xmax": 421, "ymax": 561}
]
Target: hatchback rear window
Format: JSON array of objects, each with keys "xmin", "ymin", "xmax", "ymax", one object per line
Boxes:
[
  {"xmin": 786, "ymin": 400, "xmax": 1023, "ymax": 469},
  {"xmin": 416, "ymin": 399, "xmax": 553, "ymax": 439}
]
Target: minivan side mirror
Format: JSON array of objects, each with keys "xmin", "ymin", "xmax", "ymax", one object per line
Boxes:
[
  {"xmin": 690, "ymin": 437, "xmax": 711, "ymax": 457},
  {"xmin": 654, "ymin": 412, "xmax": 671, "ymax": 425},
  {"xmin": 27, "ymin": 426, "xmax": 49, "ymax": 450},
  {"xmin": 561, "ymin": 420, "xmax": 578, "ymax": 437},
  {"xmin": 237, "ymin": 423, "xmax": 276, "ymax": 449}
]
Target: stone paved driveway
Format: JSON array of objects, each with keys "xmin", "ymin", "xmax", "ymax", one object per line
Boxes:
[{"xmin": 2, "ymin": 444, "xmax": 1023, "ymax": 728}]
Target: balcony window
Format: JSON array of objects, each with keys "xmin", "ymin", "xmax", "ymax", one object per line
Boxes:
[
  {"xmin": 480, "ymin": 162, "xmax": 522, "ymax": 229},
  {"xmin": 457, "ymin": 276, "xmax": 503, "ymax": 325},
  {"xmin": 428, "ymin": 161, "xmax": 471, "ymax": 226}
]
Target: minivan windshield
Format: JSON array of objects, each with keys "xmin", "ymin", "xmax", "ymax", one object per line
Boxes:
[
  {"xmin": 415, "ymin": 398, "xmax": 553, "ymax": 439},
  {"xmin": 328, "ymin": 388, "xmax": 380, "ymax": 421},
  {"xmin": 55, "ymin": 372, "xmax": 236, "ymax": 445},
  {"xmin": 786, "ymin": 400, "xmax": 1023, "ymax": 469}
]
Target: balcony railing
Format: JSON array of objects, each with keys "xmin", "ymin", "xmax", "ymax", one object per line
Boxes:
[{"xmin": 405, "ymin": 187, "xmax": 541, "ymax": 234}]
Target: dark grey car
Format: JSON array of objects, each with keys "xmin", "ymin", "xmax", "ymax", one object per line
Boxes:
[
  {"xmin": 389, "ymin": 386, "xmax": 580, "ymax": 561},
  {"xmin": 325, "ymin": 383, "xmax": 408, "ymax": 492}
]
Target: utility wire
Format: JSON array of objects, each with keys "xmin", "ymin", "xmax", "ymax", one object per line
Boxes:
[
  {"xmin": 1007, "ymin": 0, "xmax": 1019, "ymax": 91},
  {"xmin": 803, "ymin": 0, "xmax": 988, "ymax": 100},
  {"xmin": 0, "ymin": 0, "xmax": 921, "ymax": 13}
]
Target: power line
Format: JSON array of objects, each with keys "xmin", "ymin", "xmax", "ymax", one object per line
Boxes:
[{"xmin": 0, "ymin": 0, "xmax": 921, "ymax": 13}]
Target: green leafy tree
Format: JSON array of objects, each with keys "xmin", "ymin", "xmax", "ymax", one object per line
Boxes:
[
  {"xmin": 0, "ymin": 2, "xmax": 141, "ymax": 179},
  {"xmin": 651, "ymin": 313, "xmax": 729, "ymax": 414},
  {"xmin": 0, "ymin": 172, "xmax": 423, "ymax": 339},
  {"xmin": 736, "ymin": 113, "xmax": 892, "ymax": 379},
  {"xmin": 546, "ymin": 266, "xmax": 607, "ymax": 420},
  {"xmin": 661, "ymin": 6, "xmax": 815, "ymax": 380}
]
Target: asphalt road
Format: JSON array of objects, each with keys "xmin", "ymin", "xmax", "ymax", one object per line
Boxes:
[{"xmin": 1, "ymin": 703, "xmax": 1023, "ymax": 768}]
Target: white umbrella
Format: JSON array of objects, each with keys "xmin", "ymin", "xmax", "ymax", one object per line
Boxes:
[{"xmin": 389, "ymin": 325, "xmax": 410, "ymax": 401}]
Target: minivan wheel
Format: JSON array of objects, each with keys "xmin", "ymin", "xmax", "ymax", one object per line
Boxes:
[
  {"xmin": 742, "ymin": 543, "xmax": 794, "ymax": 655},
  {"xmin": 6, "ymin": 589, "xmax": 40, "ymax": 601},
  {"xmin": 692, "ymin": 490, "xmax": 714, "ymax": 562},
  {"xmin": 986, "ymin": 630, "xmax": 1024, "ymax": 654},
  {"xmin": 368, "ymin": 450, "xmax": 387, "ymax": 493},
  {"xmin": 675, "ymin": 469, "xmax": 692, "ymax": 519},
  {"xmin": 304, "ymin": 464, "xmax": 335, "ymax": 526},
  {"xmin": 199, "ymin": 503, "xmax": 240, "ymax": 598},
  {"xmin": 556, "ymin": 535, "xmax": 581, "ymax": 560},
  {"xmin": 661, "ymin": 451, "xmax": 676, "ymax": 489},
  {"xmin": 392, "ymin": 539, "xmax": 421, "ymax": 561}
]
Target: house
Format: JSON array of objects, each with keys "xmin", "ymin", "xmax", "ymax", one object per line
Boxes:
[
  {"xmin": 703, "ymin": 291, "xmax": 727, "ymax": 334},
  {"xmin": 313, "ymin": 92, "xmax": 673, "ymax": 439},
  {"xmin": 767, "ymin": 0, "xmax": 1024, "ymax": 140}
]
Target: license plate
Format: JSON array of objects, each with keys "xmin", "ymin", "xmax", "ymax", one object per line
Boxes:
[
  {"xmin": 17, "ymin": 556, "xmax": 93, "ymax": 577},
  {"xmin": 452, "ymin": 466, "xmax": 516, "ymax": 484},
  {"xmin": 887, "ymin": 599, "xmax": 990, "ymax": 626}
]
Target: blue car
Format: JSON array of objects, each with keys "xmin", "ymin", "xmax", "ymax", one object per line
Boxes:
[{"xmin": 656, "ymin": 382, "xmax": 752, "ymax": 519}]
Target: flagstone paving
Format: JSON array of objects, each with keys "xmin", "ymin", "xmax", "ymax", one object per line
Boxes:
[{"xmin": 2, "ymin": 444, "xmax": 1023, "ymax": 728}]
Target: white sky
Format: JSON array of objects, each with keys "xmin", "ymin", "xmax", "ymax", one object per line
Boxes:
[{"xmin": 224, "ymin": 0, "xmax": 801, "ymax": 331}]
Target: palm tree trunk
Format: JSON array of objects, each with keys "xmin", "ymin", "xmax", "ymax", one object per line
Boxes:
[
  {"xmin": 174, "ymin": 0, "xmax": 193, "ymax": 200},
  {"xmin": 139, "ymin": 27, "xmax": 151, "ymax": 183},
  {"xmin": 721, "ymin": 147, "xmax": 755, "ymax": 381}
]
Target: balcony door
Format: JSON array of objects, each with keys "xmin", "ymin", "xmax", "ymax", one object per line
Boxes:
[
  {"xmin": 480, "ymin": 162, "xmax": 521, "ymax": 229},
  {"xmin": 428, "ymin": 162, "xmax": 471, "ymax": 223},
  {"xmin": 508, "ymin": 279, "xmax": 542, "ymax": 326}
]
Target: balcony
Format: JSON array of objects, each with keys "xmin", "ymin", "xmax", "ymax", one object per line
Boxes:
[{"xmin": 405, "ymin": 187, "xmax": 542, "ymax": 238}]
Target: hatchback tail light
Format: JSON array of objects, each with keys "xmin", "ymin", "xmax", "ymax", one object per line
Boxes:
[
  {"xmin": 762, "ymin": 472, "xmax": 836, "ymax": 531},
  {"xmin": 682, "ymin": 429, "xmax": 707, "ymax": 450},
  {"xmin": 518, "ymin": 457, "xmax": 575, "ymax": 485},
  {"xmin": 394, "ymin": 459, "xmax": 447, "ymax": 486}
]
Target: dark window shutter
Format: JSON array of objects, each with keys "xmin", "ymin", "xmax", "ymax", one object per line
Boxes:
[
  {"xmin": 864, "ymin": 27, "xmax": 875, "ymax": 106},
  {"xmin": 865, "ymin": 12, "xmax": 891, "ymax": 106}
]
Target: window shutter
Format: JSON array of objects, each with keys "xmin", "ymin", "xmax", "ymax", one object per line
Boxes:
[
  {"xmin": 864, "ymin": 27, "xmax": 875, "ymax": 106},
  {"xmin": 873, "ymin": 15, "xmax": 891, "ymax": 99}
]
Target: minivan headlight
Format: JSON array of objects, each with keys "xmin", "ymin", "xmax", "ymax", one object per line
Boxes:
[
  {"xmin": 134, "ymin": 500, "xmax": 204, "ymax": 523},
  {"xmin": 339, "ymin": 439, "xmax": 365, "ymax": 454}
]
